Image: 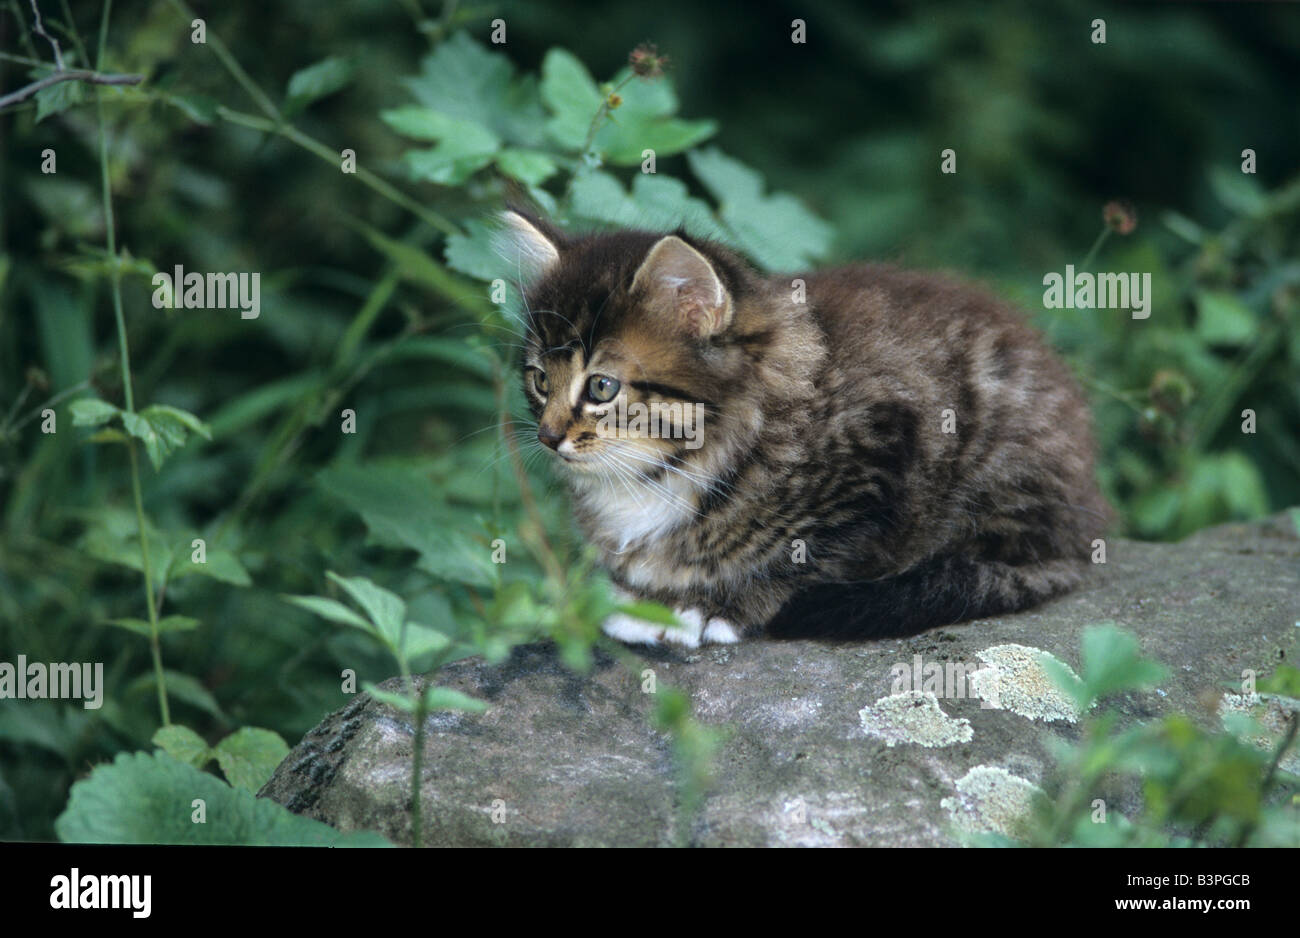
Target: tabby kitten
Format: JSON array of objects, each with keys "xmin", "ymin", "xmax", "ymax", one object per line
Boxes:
[{"xmin": 501, "ymin": 209, "xmax": 1109, "ymax": 646}]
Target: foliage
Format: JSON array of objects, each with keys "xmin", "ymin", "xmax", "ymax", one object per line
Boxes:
[
  {"xmin": 0, "ymin": 0, "xmax": 1296, "ymax": 843},
  {"xmin": 1011, "ymin": 626, "xmax": 1300, "ymax": 847}
]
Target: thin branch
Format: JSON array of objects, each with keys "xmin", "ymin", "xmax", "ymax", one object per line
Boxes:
[
  {"xmin": 0, "ymin": 67, "xmax": 141, "ymax": 111},
  {"xmin": 28, "ymin": 0, "xmax": 63, "ymax": 70}
]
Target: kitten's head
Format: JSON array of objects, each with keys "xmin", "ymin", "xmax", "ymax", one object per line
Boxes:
[{"xmin": 499, "ymin": 210, "xmax": 764, "ymax": 477}]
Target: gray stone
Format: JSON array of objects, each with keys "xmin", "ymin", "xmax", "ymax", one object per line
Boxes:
[{"xmin": 259, "ymin": 513, "xmax": 1300, "ymax": 846}]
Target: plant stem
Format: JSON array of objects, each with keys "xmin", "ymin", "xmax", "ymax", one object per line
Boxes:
[
  {"xmin": 215, "ymin": 106, "xmax": 459, "ymax": 237},
  {"xmin": 410, "ymin": 688, "xmax": 427, "ymax": 848},
  {"xmin": 1079, "ymin": 226, "xmax": 1111, "ymax": 270},
  {"xmin": 96, "ymin": 0, "xmax": 169, "ymax": 724},
  {"xmin": 580, "ymin": 73, "xmax": 635, "ymax": 158}
]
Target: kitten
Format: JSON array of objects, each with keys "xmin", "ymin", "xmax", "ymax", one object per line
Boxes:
[{"xmin": 501, "ymin": 210, "xmax": 1110, "ymax": 646}]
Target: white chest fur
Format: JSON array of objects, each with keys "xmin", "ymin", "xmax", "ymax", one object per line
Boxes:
[{"xmin": 575, "ymin": 472, "xmax": 697, "ymax": 553}]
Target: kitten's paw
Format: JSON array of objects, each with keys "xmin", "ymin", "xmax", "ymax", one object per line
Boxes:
[
  {"xmin": 702, "ymin": 617, "xmax": 741, "ymax": 644},
  {"xmin": 601, "ymin": 609, "xmax": 741, "ymax": 647}
]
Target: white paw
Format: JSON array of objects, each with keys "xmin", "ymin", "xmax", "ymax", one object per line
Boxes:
[
  {"xmin": 601, "ymin": 607, "xmax": 742, "ymax": 648},
  {"xmin": 702, "ymin": 617, "xmax": 742, "ymax": 644}
]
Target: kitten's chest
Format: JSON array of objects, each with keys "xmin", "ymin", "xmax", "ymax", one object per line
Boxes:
[{"xmin": 570, "ymin": 477, "xmax": 707, "ymax": 590}]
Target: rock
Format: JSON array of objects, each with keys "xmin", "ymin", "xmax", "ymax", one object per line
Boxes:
[{"xmin": 259, "ymin": 513, "xmax": 1300, "ymax": 846}]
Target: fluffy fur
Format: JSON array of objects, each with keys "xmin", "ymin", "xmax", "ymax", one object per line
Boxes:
[{"xmin": 503, "ymin": 210, "xmax": 1110, "ymax": 645}]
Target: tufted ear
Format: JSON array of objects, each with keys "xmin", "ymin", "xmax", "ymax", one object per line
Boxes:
[
  {"xmin": 495, "ymin": 210, "xmax": 562, "ymax": 282},
  {"xmin": 631, "ymin": 235, "xmax": 733, "ymax": 338}
]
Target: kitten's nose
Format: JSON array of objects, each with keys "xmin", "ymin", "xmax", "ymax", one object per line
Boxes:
[{"xmin": 538, "ymin": 425, "xmax": 565, "ymax": 450}]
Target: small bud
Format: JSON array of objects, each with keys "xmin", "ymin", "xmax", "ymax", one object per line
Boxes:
[
  {"xmin": 607, "ymin": 92, "xmax": 623, "ymax": 108},
  {"xmin": 1102, "ymin": 200, "xmax": 1137, "ymax": 235},
  {"xmin": 25, "ymin": 366, "xmax": 50, "ymax": 392},
  {"xmin": 1148, "ymin": 369, "xmax": 1193, "ymax": 416},
  {"xmin": 629, "ymin": 42, "xmax": 668, "ymax": 79}
]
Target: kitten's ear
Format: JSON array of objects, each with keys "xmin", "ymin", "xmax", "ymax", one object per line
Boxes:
[
  {"xmin": 631, "ymin": 236, "xmax": 733, "ymax": 338},
  {"xmin": 495, "ymin": 210, "xmax": 562, "ymax": 282}
]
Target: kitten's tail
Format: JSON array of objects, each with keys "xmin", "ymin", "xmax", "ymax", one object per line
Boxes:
[{"xmin": 765, "ymin": 554, "xmax": 1087, "ymax": 639}]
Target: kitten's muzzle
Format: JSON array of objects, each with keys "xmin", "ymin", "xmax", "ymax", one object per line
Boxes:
[{"xmin": 537, "ymin": 425, "xmax": 565, "ymax": 450}]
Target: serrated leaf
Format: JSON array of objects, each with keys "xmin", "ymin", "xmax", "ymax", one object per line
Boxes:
[
  {"xmin": 540, "ymin": 51, "xmax": 715, "ymax": 164},
  {"xmin": 284, "ymin": 56, "xmax": 355, "ymax": 116},
  {"xmin": 688, "ymin": 148, "xmax": 834, "ymax": 269},
  {"xmin": 569, "ymin": 170, "xmax": 730, "ymax": 243},
  {"xmin": 142, "ymin": 404, "xmax": 212, "ymax": 439},
  {"xmin": 326, "ymin": 572, "xmax": 405, "ymax": 639},
  {"xmin": 211, "ymin": 727, "xmax": 290, "ymax": 791},
  {"xmin": 55, "ymin": 751, "xmax": 391, "ymax": 845},
  {"xmin": 69, "ymin": 398, "xmax": 120, "ymax": 427},
  {"xmin": 495, "ymin": 148, "xmax": 558, "ymax": 184},
  {"xmin": 35, "ymin": 74, "xmax": 86, "ymax": 122},
  {"xmin": 402, "ymin": 31, "xmax": 546, "ymax": 146},
  {"xmin": 151, "ymin": 725, "xmax": 211, "ymax": 768}
]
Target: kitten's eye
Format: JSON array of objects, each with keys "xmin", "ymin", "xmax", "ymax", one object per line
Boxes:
[
  {"xmin": 587, "ymin": 374, "xmax": 620, "ymax": 403},
  {"xmin": 532, "ymin": 369, "xmax": 549, "ymax": 396}
]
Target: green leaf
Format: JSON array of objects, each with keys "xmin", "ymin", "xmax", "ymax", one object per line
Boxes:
[
  {"xmin": 539, "ymin": 48, "xmax": 601, "ymax": 150},
  {"xmin": 382, "ymin": 108, "xmax": 500, "ymax": 185},
  {"xmin": 171, "ymin": 547, "xmax": 252, "ymax": 586},
  {"xmin": 570, "ymin": 170, "xmax": 731, "ymax": 243},
  {"xmin": 540, "ymin": 51, "xmax": 715, "ymax": 164},
  {"xmin": 106, "ymin": 615, "xmax": 200, "ymax": 637},
  {"xmin": 164, "ymin": 92, "xmax": 218, "ymax": 125},
  {"xmin": 495, "ymin": 148, "xmax": 558, "ymax": 184},
  {"xmin": 444, "ymin": 217, "xmax": 517, "ymax": 288},
  {"xmin": 688, "ymin": 148, "xmax": 835, "ymax": 269},
  {"xmin": 283, "ymin": 594, "xmax": 374, "ymax": 632},
  {"xmin": 616, "ymin": 601, "xmax": 681, "ymax": 627},
  {"xmin": 34, "ymin": 73, "xmax": 86, "ymax": 123},
  {"xmin": 79, "ymin": 510, "xmax": 175, "ymax": 586},
  {"xmin": 1078, "ymin": 624, "xmax": 1168, "ymax": 705},
  {"xmin": 142, "ymin": 404, "xmax": 212, "ymax": 440},
  {"xmin": 152, "ymin": 725, "xmax": 211, "ymax": 769},
  {"xmin": 87, "ymin": 427, "xmax": 129, "ymax": 444},
  {"xmin": 127, "ymin": 670, "xmax": 224, "ymax": 720},
  {"xmin": 326, "ymin": 572, "xmax": 406, "ymax": 641},
  {"xmin": 402, "ymin": 620, "xmax": 453, "ymax": 660},
  {"xmin": 316, "ymin": 464, "xmax": 500, "ymax": 589},
  {"xmin": 55, "ymin": 751, "xmax": 391, "ymax": 845},
  {"xmin": 402, "ymin": 31, "xmax": 546, "ymax": 146},
  {"xmin": 364, "ymin": 683, "xmax": 485, "ymax": 714},
  {"xmin": 211, "ymin": 727, "xmax": 290, "ymax": 791},
  {"xmin": 363, "ymin": 684, "xmax": 418, "ymax": 713},
  {"xmin": 69, "ymin": 398, "xmax": 120, "ymax": 427},
  {"xmin": 424, "ymin": 686, "xmax": 487, "ymax": 712},
  {"xmin": 284, "ymin": 56, "xmax": 355, "ymax": 116},
  {"xmin": 1196, "ymin": 291, "xmax": 1258, "ymax": 346}
]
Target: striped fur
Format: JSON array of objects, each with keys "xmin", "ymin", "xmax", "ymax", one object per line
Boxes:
[{"xmin": 506, "ymin": 211, "xmax": 1110, "ymax": 641}]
